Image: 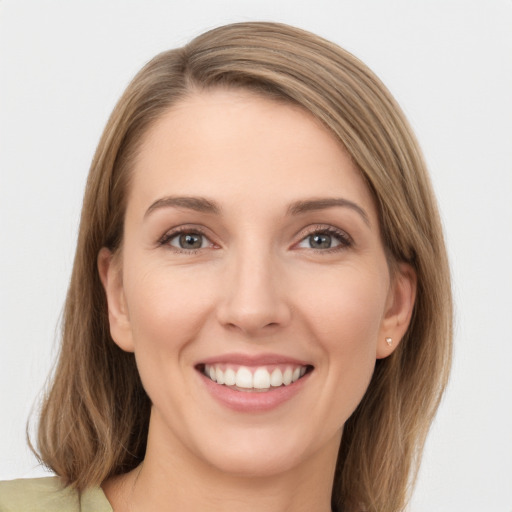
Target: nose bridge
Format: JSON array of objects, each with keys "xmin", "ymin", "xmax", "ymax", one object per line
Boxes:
[{"xmin": 217, "ymin": 236, "xmax": 290, "ymax": 335}]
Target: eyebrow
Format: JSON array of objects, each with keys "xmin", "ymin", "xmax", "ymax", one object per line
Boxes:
[
  {"xmin": 144, "ymin": 195, "xmax": 370, "ymax": 226},
  {"xmin": 287, "ymin": 198, "xmax": 370, "ymax": 226},
  {"xmin": 144, "ymin": 196, "xmax": 221, "ymax": 218}
]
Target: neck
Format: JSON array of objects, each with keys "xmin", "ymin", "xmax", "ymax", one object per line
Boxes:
[{"xmin": 107, "ymin": 410, "xmax": 339, "ymax": 512}]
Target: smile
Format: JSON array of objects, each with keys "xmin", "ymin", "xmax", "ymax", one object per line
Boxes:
[{"xmin": 202, "ymin": 364, "xmax": 310, "ymax": 391}]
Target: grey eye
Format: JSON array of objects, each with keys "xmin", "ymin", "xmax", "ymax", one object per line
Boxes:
[
  {"xmin": 308, "ymin": 233, "xmax": 333, "ymax": 249},
  {"xmin": 170, "ymin": 233, "xmax": 206, "ymax": 250},
  {"xmin": 296, "ymin": 230, "xmax": 348, "ymax": 250}
]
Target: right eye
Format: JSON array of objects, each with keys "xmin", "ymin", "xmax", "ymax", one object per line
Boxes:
[
  {"xmin": 170, "ymin": 232, "xmax": 207, "ymax": 250},
  {"xmin": 160, "ymin": 229, "xmax": 214, "ymax": 253}
]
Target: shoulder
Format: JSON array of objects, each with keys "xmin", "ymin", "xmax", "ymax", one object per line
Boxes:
[
  {"xmin": 0, "ymin": 477, "xmax": 77, "ymax": 512},
  {"xmin": 0, "ymin": 477, "xmax": 112, "ymax": 512},
  {"xmin": 0, "ymin": 477, "xmax": 78, "ymax": 512}
]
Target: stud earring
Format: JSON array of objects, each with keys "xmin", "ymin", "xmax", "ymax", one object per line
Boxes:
[{"xmin": 385, "ymin": 337, "xmax": 393, "ymax": 346}]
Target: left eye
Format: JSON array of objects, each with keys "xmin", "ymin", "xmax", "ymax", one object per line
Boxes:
[
  {"xmin": 167, "ymin": 232, "xmax": 210, "ymax": 250},
  {"xmin": 297, "ymin": 231, "xmax": 347, "ymax": 250}
]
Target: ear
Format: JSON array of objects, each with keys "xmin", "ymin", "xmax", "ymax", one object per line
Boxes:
[
  {"xmin": 97, "ymin": 247, "xmax": 135, "ymax": 353},
  {"xmin": 376, "ymin": 262, "xmax": 417, "ymax": 359}
]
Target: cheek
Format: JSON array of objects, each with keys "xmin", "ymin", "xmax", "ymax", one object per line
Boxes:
[
  {"xmin": 299, "ymin": 266, "xmax": 388, "ymax": 409},
  {"xmin": 121, "ymin": 263, "xmax": 219, "ymax": 415},
  {"xmin": 122, "ymin": 262, "xmax": 216, "ymax": 354},
  {"xmin": 313, "ymin": 291, "xmax": 383, "ymax": 382},
  {"xmin": 300, "ymin": 264, "xmax": 388, "ymax": 348}
]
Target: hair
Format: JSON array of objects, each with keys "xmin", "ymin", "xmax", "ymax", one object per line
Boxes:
[{"xmin": 34, "ymin": 21, "xmax": 452, "ymax": 512}]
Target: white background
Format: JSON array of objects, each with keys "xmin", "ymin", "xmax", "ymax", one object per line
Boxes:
[{"xmin": 1, "ymin": 1, "xmax": 511, "ymax": 510}]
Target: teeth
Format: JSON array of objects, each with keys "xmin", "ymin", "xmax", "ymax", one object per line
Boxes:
[
  {"xmin": 224, "ymin": 368, "xmax": 236, "ymax": 386},
  {"xmin": 203, "ymin": 364, "xmax": 308, "ymax": 390},
  {"xmin": 236, "ymin": 367, "xmax": 253, "ymax": 388},
  {"xmin": 270, "ymin": 368, "xmax": 283, "ymax": 387},
  {"xmin": 253, "ymin": 367, "xmax": 271, "ymax": 389}
]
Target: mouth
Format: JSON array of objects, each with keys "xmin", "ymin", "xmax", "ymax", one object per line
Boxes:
[{"xmin": 196, "ymin": 363, "xmax": 314, "ymax": 392}]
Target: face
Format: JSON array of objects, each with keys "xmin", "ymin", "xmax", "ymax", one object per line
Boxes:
[{"xmin": 100, "ymin": 89, "xmax": 415, "ymax": 479}]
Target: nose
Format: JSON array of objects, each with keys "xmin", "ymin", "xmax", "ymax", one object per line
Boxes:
[{"xmin": 216, "ymin": 247, "xmax": 292, "ymax": 337}]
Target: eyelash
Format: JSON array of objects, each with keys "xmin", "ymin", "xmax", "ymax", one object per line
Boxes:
[
  {"xmin": 158, "ymin": 224, "xmax": 353, "ymax": 255},
  {"xmin": 296, "ymin": 225, "xmax": 353, "ymax": 253},
  {"xmin": 158, "ymin": 226, "xmax": 214, "ymax": 255}
]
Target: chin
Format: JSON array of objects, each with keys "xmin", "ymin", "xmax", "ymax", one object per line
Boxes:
[
  {"xmin": 193, "ymin": 424, "xmax": 338, "ymax": 479},
  {"xmin": 204, "ymin": 444, "xmax": 306, "ymax": 479}
]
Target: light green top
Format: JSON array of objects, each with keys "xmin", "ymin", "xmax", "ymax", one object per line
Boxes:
[{"xmin": 0, "ymin": 477, "xmax": 113, "ymax": 512}]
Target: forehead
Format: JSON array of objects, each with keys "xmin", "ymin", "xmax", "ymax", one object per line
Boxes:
[{"xmin": 128, "ymin": 89, "xmax": 376, "ymax": 220}]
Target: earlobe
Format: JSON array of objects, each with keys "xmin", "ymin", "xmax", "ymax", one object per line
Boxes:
[
  {"xmin": 377, "ymin": 263, "xmax": 417, "ymax": 359},
  {"xmin": 97, "ymin": 247, "xmax": 135, "ymax": 353}
]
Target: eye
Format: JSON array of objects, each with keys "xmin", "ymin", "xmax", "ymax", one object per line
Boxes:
[
  {"xmin": 296, "ymin": 227, "xmax": 352, "ymax": 251},
  {"xmin": 171, "ymin": 233, "xmax": 206, "ymax": 250},
  {"xmin": 160, "ymin": 229, "xmax": 214, "ymax": 252}
]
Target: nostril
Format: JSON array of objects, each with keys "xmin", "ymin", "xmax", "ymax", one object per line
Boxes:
[{"xmin": 216, "ymin": 282, "xmax": 292, "ymax": 335}]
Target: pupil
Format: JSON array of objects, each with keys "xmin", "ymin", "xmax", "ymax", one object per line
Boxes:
[
  {"xmin": 310, "ymin": 233, "xmax": 331, "ymax": 249},
  {"xmin": 179, "ymin": 233, "xmax": 202, "ymax": 249}
]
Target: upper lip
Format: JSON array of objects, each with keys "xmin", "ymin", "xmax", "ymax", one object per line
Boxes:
[{"xmin": 197, "ymin": 353, "xmax": 312, "ymax": 367}]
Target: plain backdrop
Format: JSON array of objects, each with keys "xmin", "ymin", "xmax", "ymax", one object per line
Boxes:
[{"xmin": 1, "ymin": 1, "xmax": 511, "ymax": 510}]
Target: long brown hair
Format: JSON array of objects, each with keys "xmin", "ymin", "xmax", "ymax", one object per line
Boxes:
[{"xmin": 35, "ymin": 22, "xmax": 452, "ymax": 512}]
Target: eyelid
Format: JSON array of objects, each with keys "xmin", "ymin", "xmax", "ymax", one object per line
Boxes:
[
  {"xmin": 157, "ymin": 223, "xmax": 352, "ymax": 254},
  {"xmin": 293, "ymin": 224, "xmax": 353, "ymax": 251},
  {"xmin": 158, "ymin": 225, "xmax": 218, "ymax": 253}
]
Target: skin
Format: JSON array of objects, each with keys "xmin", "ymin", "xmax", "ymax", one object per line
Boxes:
[{"xmin": 99, "ymin": 89, "xmax": 416, "ymax": 512}]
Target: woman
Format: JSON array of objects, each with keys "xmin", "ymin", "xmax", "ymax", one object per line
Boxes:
[{"xmin": 0, "ymin": 22, "xmax": 452, "ymax": 512}]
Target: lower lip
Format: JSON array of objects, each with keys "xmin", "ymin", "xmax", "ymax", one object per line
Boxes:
[{"xmin": 198, "ymin": 371, "xmax": 311, "ymax": 412}]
